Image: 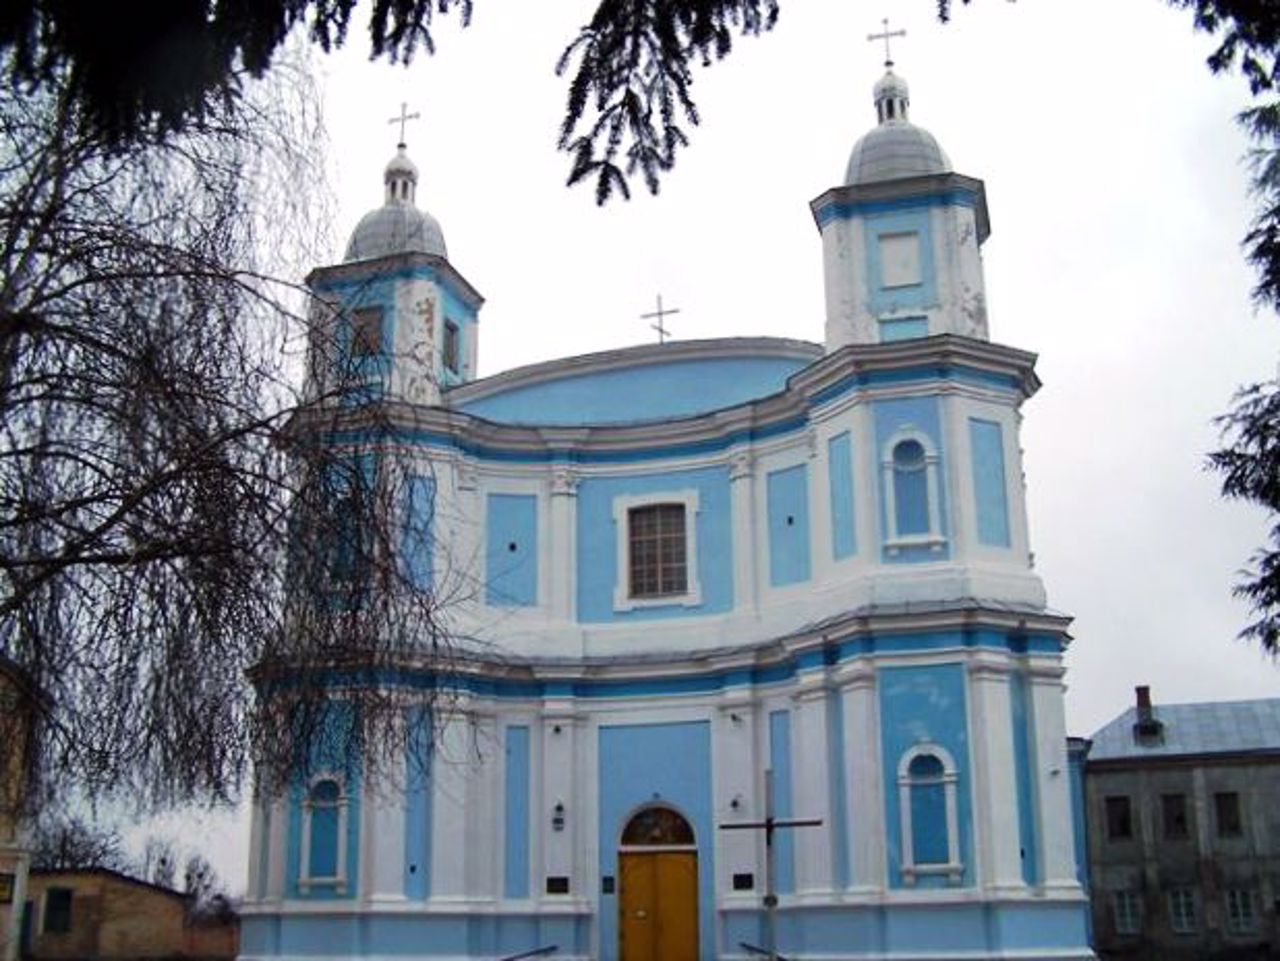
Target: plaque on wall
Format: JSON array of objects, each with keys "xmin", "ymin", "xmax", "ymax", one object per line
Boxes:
[{"xmin": 0, "ymin": 873, "xmax": 14, "ymax": 903}]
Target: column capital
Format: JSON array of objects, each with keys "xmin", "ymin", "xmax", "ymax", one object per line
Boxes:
[
  {"xmin": 834, "ymin": 659, "xmax": 876, "ymax": 691},
  {"xmin": 729, "ymin": 449, "xmax": 754, "ymax": 481},
  {"xmin": 454, "ymin": 458, "xmax": 479, "ymax": 491},
  {"xmin": 550, "ymin": 467, "xmax": 579, "ymax": 496}
]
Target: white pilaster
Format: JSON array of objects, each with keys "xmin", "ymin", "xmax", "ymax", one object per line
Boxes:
[
  {"xmin": 266, "ymin": 795, "xmax": 287, "ymax": 900},
  {"xmin": 729, "ymin": 450, "xmax": 758, "ymax": 615},
  {"xmin": 714, "ymin": 691, "xmax": 760, "ymax": 894},
  {"xmin": 791, "ymin": 676, "xmax": 834, "ymax": 894},
  {"xmin": 1028, "ymin": 661, "xmax": 1081, "ymax": 892},
  {"xmin": 549, "ymin": 469, "xmax": 578, "ymax": 623},
  {"xmin": 541, "ymin": 702, "xmax": 580, "ymax": 896},
  {"xmin": 967, "ymin": 655, "xmax": 1024, "ymax": 891},
  {"xmin": 465, "ymin": 712, "xmax": 500, "ymax": 898},
  {"xmin": 838, "ymin": 660, "xmax": 885, "ymax": 891},
  {"xmin": 430, "ymin": 710, "xmax": 471, "ymax": 898},
  {"xmin": 362, "ymin": 716, "xmax": 408, "ymax": 902}
]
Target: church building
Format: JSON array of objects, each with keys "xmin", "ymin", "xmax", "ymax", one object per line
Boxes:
[{"xmin": 239, "ymin": 60, "xmax": 1096, "ymax": 961}]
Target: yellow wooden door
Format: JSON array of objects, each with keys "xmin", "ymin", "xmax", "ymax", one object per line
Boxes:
[{"xmin": 619, "ymin": 851, "xmax": 698, "ymax": 961}]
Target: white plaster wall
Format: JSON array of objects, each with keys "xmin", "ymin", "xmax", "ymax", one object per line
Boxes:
[{"xmin": 391, "ymin": 276, "xmax": 441, "ymax": 406}]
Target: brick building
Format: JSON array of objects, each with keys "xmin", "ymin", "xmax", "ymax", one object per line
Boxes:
[
  {"xmin": 23, "ymin": 868, "xmax": 236, "ymax": 960},
  {"xmin": 1084, "ymin": 688, "xmax": 1280, "ymax": 959}
]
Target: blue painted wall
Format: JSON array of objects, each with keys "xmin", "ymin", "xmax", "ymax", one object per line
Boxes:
[
  {"xmin": 404, "ymin": 707, "xmax": 432, "ymax": 899},
  {"xmin": 486, "ymin": 494, "xmax": 538, "ymax": 606},
  {"xmin": 457, "ymin": 356, "xmax": 810, "ymax": 426},
  {"xmin": 403, "ymin": 474, "xmax": 435, "ymax": 590},
  {"xmin": 503, "ymin": 725, "xmax": 531, "ymax": 898},
  {"xmin": 332, "ymin": 277, "xmax": 394, "ymax": 405},
  {"xmin": 597, "ymin": 722, "xmax": 714, "ymax": 961},
  {"xmin": 879, "ymin": 663, "xmax": 972, "ymax": 888},
  {"xmin": 576, "ymin": 466, "xmax": 733, "ymax": 622},
  {"xmin": 879, "ymin": 316, "xmax": 929, "ymax": 342},
  {"xmin": 767, "ymin": 464, "xmax": 812, "ymax": 586},
  {"xmin": 1010, "ymin": 671, "xmax": 1040, "ymax": 885},
  {"xmin": 873, "ymin": 396, "xmax": 950, "ymax": 562},
  {"xmin": 864, "ymin": 210, "xmax": 937, "ymax": 315},
  {"xmin": 285, "ymin": 703, "xmax": 362, "ymax": 899},
  {"xmin": 827, "ymin": 433, "xmax": 856, "ymax": 560},
  {"xmin": 969, "ymin": 418, "xmax": 1011, "ymax": 547},
  {"xmin": 769, "ymin": 710, "xmax": 796, "ymax": 894}
]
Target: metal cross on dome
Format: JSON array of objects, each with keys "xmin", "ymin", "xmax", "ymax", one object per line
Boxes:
[
  {"xmin": 641, "ymin": 293, "xmax": 681, "ymax": 344},
  {"xmin": 388, "ymin": 102, "xmax": 421, "ymax": 147},
  {"xmin": 868, "ymin": 17, "xmax": 906, "ymax": 68}
]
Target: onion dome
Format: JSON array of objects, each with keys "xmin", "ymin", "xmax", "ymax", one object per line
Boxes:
[
  {"xmin": 344, "ymin": 144, "xmax": 447, "ymax": 262},
  {"xmin": 844, "ymin": 68, "xmax": 951, "ymax": 186}
]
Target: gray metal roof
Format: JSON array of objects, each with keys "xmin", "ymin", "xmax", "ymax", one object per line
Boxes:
[
  {"xmin": 344, "ymin": 203, "xmax": 447, "ymax": 262},
  {"xmin": 1088, "ymin": 697, "xmax": 1280, "ymax": 761},
  {"xmin": 845, "ymin": 121, "xmax": 951, "ymax": 185}
]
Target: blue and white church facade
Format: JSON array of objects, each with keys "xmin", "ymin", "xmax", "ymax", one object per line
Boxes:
[{"xmin": 241, "ymin": 67, "xmax": 1095, "ymax": 961}]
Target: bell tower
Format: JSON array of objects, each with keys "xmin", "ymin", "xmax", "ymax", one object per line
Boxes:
[{"xmin": 811, "ymin": 48, "xmax": 990, "ymax": 350}]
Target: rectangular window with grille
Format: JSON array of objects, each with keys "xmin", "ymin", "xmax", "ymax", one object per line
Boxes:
[
  {"xmin": 1162, "ymin": 793, "xmax": 1189, "ymax": 840},
  {"xmin": 1105, "ymin": 795, "xmax": 1133, "ymax": 840},
  {"xmin": 1226, "ymin": 889, "xmax": 1257, "ymax": 934},
  {"xmin": 1112, "ymin": 890, "xmax": 1142, "ymax": 935},
  {"xmin": 443, "ymin": 320, "xmax": 460, "ymax": 373},
  {"xmin": 1168, "ymin": 888, "xmax": 1198, "ymax": 934},
  {"xmin": 628, "ymin": 503, "xmax": 687, "ymax": 598},
  {"xmin": 350, "ymin": 307, "xmax": 384, "ymax": 357},
  {"xmin": 1214, "ymin": 791, "xmax": 1243, "ymax": 838},
  {"xmin": 44, "ymin": 888, "xmax": 72, "ymax": 934}
]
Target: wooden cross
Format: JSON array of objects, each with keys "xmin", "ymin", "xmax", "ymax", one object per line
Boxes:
[
  {"xmin": 868, "ymin": 17, "xmax": 906, "ymax": 68},
  {"xmin": 389, "ymin": 102, "xmax": 421, "ymax": 146},
  {"xmin": 720, "ymin": 769, "xmax": 823, "ymax": 961},
  {"xmin": 641, "ymin": 294, "xmax": 680, "ymax": 344}
]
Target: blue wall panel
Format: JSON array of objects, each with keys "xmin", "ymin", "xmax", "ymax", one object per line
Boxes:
[
  {"xmin": 864, "ymin": 209, "xmax": 938, "ymax": 315},
  {"xmin": 404, "ymin": 707, "xmax": 432, "ymax": 899},
  {"xmin": 970, "ymin": 418, "xmax": 1011, "ymax": 547},
  {"xmin": 878, "ymin": 664, "xmax": 972, "ymax": 888},
  {"xmin": 458, "ymin": 356, "xmax": 810, "ymax": 425},
  {"xmin": 827, "ymin": 692, "xmax": 850, "ymax": 888},
  {"xmin": 1010, "ymin": 671, "xmax": 1040, "ymax": 886},
  {"xmin": 767, "ymin": 464, "xmax": 811, "ymax": 586},
  {"xmin": 769, "ymin": 709, "xmax": 796, "ymax": 894},
  {"xmin": 486, "ymin": 494, "xmax": 538, "ymax": 606},
  {"xmin": 879, "ymin": 315, "xmax": 929, "ymax": 342},
  {"xmin": 598, "ymin": 722, "xmax": 714, "ymax": 961},
  {"xmin": 403, "ymin": 474, "xmax": 435, "ymax": 590},
  {"xmin": 285, "ymin": 702, "xmax": 362, "ymax": 900},
  {"xmin": 576, "ymin": 466, "xmax": 732, "ymax": 622},
  {"xmin": 504, "ymin": 725, "xmax": 531, "ymax": 898},
  {"xmin": 872, "ymin": 396, "xmax": 950, "ymax": 563},
  {"xmin": 827, "ymin": 432, "xmax": 856, "ymax": 560}
]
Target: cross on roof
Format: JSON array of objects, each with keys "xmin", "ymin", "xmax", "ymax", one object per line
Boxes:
[
  {"xmin": 641, "ymin": 293, "xmax": 681, "ymax": 344},
  {"xmin": 388, "ymin": 102, "xmax": 421, "ymax": 147},
  {"xmin": 868, "ymin": 17, "xmax": 906, "ymax": 68}
]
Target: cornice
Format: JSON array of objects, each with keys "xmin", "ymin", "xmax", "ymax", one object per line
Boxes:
[
  {"xmin": 809, "ymin": 171, "xmax": 990, "ymax": 243},
  {"xmin": 306, "ymin": 251, "xmax": 485, "ymax": 310},
  {"xmin": 295, "ymin": 334, "xmax": 1039, "ymax": 462},
  {"xmin": 448, "ymin": 336, "xmax": 822, "ymax": 407}
]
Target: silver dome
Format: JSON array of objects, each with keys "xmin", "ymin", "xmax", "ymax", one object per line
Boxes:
[
  {"xmin": 344, "ymin": 204, "xmax": 447, "ymax": 262},
  {"xmin": 343, "ymin": 145, "xmax": 448, "ymax": 262},
  {"xmin": 845, "ymin": 122, "xmax": 951, "ymax": 185},
  {"xmin": 844, "ymin": 67, "xmax": 951, "ymax": 186}
]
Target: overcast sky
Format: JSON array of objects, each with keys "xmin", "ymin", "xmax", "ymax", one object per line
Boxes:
[{"xmin": 173, "ymin": 0, "xmax": 1280, "ymax": 889}]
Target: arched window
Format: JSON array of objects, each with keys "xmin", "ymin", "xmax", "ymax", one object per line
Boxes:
[
  {"xmin": 300, "ymin": 775, "xmax": 348, "ymax": 891},
  {"xmin": 897, "ymin": 745, "xmax": 962, "ymax": 884},
  {"xmin": 620, "ymin": 806, "xmax": 695, "ymax": 847},
  {"xmin": 882, "ymin": 430, "xmax": 944, "ymax": 552}
]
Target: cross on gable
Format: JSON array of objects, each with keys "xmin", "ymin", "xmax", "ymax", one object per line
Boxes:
[
  {"xmin": 388, "ymin": 102, "xmax": 421, "ymax": 146},
  {"xmin": 640, "ymin": 293, "xmax": 681, "ymax": 344},
  {"xmin": 867, "ymin": 17, "xmax": 907, "ymax": 68}
]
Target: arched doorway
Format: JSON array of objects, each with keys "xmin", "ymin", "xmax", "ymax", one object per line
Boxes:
[{"xmin": 617, "ymin": 806, "xmax": 698, "ymax": 961}]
